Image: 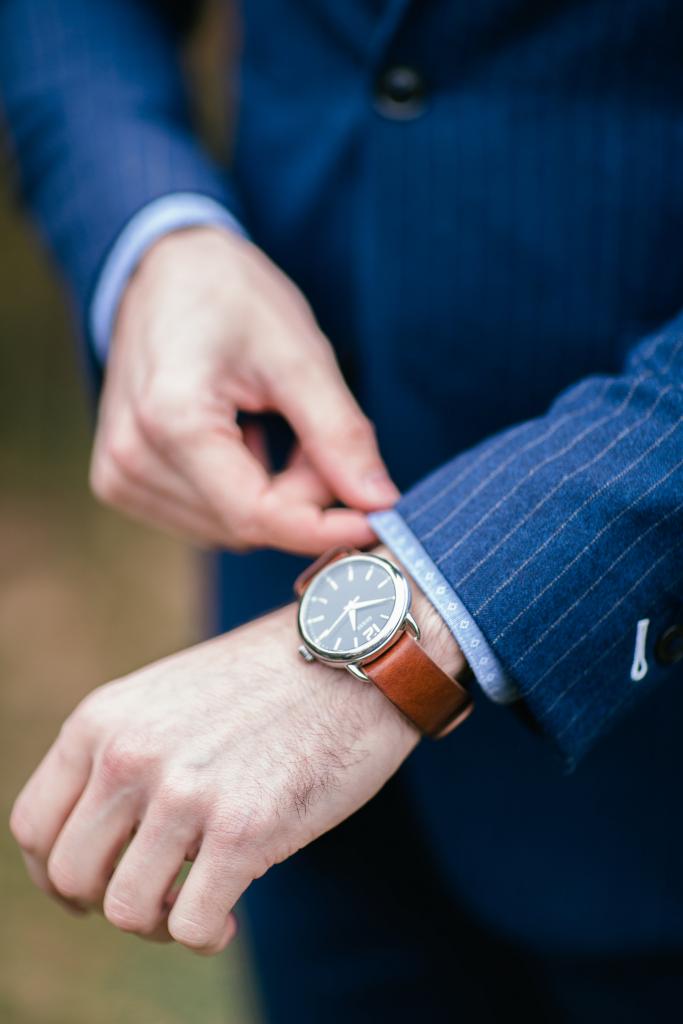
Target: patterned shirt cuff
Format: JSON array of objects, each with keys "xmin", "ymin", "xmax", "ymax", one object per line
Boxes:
[
  {"xmin": 368, "ymin": 508, "xmax": 521, "ymax": 704},
  {"xmin": 89, "ymin": 192, "xmax": 249, "ymax": 364}
]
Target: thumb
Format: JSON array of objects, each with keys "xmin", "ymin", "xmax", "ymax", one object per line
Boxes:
[{"xmin": 270, "ymin": 349, "xmax": 400, "ymax": 511}]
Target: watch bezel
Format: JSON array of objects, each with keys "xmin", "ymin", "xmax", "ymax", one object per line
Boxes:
[{"xmin": 297, "ymin": 552, "xmax": 411, "ymax": 667}]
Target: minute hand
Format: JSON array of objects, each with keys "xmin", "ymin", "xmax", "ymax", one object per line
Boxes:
[{"xmin": 353, "ymin": 597, "xmax": 394, "ymax": 610}]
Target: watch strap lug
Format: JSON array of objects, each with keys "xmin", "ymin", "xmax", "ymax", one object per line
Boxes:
[
  {"xmin": 403, "ymin": 611, "xmax": 421, "ymax": 640},
  {"xmin": 346, "ymin": 662, "xmax": 370, "ymax": 682}
]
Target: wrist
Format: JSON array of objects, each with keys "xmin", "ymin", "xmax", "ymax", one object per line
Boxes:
[
  {"xmin": 271, "ymin": 602, "xmax": 422, "ymax": 756},
  {"xmin": 126, "ymin": 224, "xmax": 242, "ymax": 295},
  {"xmin": 370, "ymin": 543, "xmax": 468, "ymax": 679},
  {"xmin": 293, "ymin": 544, "xmax": 472, "ymax": 744}
]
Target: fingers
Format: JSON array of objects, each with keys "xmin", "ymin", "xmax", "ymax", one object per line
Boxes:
[
  {"xmin": 92, "ymin": 455, "xmax": 230, "ymax": 549},
  {"xmin": 94, "ymin": 318, "xmax": 397, "ymax": 554},
  {"xmin": 171, "ymin": 428, "xmax": 377, "ymax": 555},
  {"xmin": 256, "ymin": 488, "xmax": 377, "ymax": 553},
  {"xmin": 103, "ymin": 812, "xmax": 198, "ymax": 938},
  {"xmin": 275, "ymin": 442, "xmax": 334, "ymax": 507},
  {"xmin": 240, "ymin": 418, "xmax": 272, "ymax": 471},
  {"xmin": 9, "ymin": 729, "xmax": 93, "ymax": 902},
  {"xmin": 91, "ymin": 412, "xmax": 229, "ymax": 548},
  {"xmin": 268, "ymin": 346, "xmax": 400, "ymax": 511},
  {"xmin": 94, "ymin": 405, "xmax": 376, "ymax": 554},
  {"xmin": 45, "ymin": 773, "xmax": 139, "ymax": 906},
  {"xmin": 166, "ymin": 833, "xmax": 242, "ymax": 955}
]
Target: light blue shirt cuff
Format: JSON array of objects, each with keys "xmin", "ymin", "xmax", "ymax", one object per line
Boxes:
[
  {"xmin": 89, "ymin": 192, "xmax": 249, "ymax": 365},
  {"xmin": 368, "ymin": 508, "xmax": 521, "ymax": 704}
]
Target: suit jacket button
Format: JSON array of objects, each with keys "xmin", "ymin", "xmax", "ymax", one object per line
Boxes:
[
  {"xmin": 374, "ymin": 65, "xmax": 427, "ymax": 119},
  {"xmin": 655, "ymin": 624, "xmax": 683, "ymax": 666}
]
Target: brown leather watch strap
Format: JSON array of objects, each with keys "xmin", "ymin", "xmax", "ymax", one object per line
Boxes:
[{"xmin": 362, "ymin": 631, "xmax": 474, "ymax": 739}]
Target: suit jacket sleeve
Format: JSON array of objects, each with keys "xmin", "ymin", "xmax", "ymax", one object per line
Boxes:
[
  {"xmin": 389, "ymin": 316, "xmax": 683, "ymax": 772},
  {"xmin": 0, "ymin": 0, "xmax": 243, "ymax": 354}
]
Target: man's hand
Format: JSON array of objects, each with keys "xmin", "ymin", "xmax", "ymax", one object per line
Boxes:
[
  {"xmin": 8, "ymin": 549, "xmax": 462, "ymax": 955},
  {"xmin": 90, "ymin": 226, "xmax": 399, "ymax": 555}
]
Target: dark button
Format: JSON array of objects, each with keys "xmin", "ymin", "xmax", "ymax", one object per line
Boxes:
[
  {"xmin": 655, "ymin": 624, "xmax": 683, "ymax": 666},
  {"xmin": 374, "ymin": 65, "xmax": 427, "ymax": 120}
]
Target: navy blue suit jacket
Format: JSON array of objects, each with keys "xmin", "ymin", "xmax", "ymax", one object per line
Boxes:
[{"xmin": 2, "ymin": 0, "xmax": 682, "ymax": 954}]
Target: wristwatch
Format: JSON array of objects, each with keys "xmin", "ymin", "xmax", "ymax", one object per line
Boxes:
[{"xmin": 294, "ymin": 546, "xmax": 475, "ymax": 739}]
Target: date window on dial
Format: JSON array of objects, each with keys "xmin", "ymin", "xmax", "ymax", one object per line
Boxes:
[{"xmin": 362, "ymin": 623, "xmax": 380, "ymax": 642}]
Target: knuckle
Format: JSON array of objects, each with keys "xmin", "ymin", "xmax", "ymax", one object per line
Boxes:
[
  {"xmin": 46, "ymin": 852, "xmax": 79, "ymax": 898},
  {"xmin": 103, "ymin": 891, "xmax": 154, "ymax": 934},
  {"xmin": 135, "ymin": 378, "xmax": 190, "ymax": 447},
  {"xmin": 98, "ymin": 735, "xmax": 156, "ymax": 787},
  {"xmin": 284, "ymin": 281, "xmax": 315, "ymax": 323},
  {"xmin": 62, "ymin": 692, "xmax": 101, "ymax": 738},
  {"xmin": 104, "ymin": 428, "xmax": 143, "ymax": 482},
  {"xmin": 9, "ymin": 800, "xmax": 36, "ymax": 852},
  {"xmin": 135, "ymin": 395, "xmax": 168, "ymax": 445},
  {"xmin": 168, "ymin": 914, "xmax": 217, "ymax": 951},
  {"xmin": 212, "ymin": 804, "xmax": 270, "ymax": 852},
  {"xmin": 346, "ymin": 413, "xmax": 376, "ymax": 445},
  {"xmin": 273, "ymin": 348, "xmax": 308, "ymax": 381},
  {"xmin": 89, "ymin": 455, "xmax": 125, "ymax": 505},
  {"xmin": 226, "ymin": 505, "xmax": 262, "ymax": 550},
  {"xmin": 155, "ymin": 774, "xmax": 203, "ymax": 816}
]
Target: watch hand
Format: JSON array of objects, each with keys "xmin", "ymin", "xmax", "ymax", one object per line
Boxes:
[
  {"xmin": 317, "ymin": 596, "xmax": 360, "ymax": 641},
  {"xmin": 353, "ymin": 597, "xmax": 395, "ymax": 611}
]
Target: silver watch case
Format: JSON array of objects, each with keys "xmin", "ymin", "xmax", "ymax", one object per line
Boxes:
[{"xmin": 296, "ymin": 552, "xmax": 420, "ymax": 679}]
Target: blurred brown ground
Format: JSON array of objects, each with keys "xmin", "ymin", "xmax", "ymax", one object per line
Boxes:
[{"xmin": 0, "ymin": 5, "xmax": 260, "ymax": 1022}]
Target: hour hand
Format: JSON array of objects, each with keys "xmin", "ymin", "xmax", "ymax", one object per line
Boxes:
[{"xmin": 353, "ymin": 597, "xmax": 394, "ymax": 611}]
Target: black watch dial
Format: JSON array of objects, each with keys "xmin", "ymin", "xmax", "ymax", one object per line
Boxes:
[{"xmin": 298, "ymin": 554, "xmax": 409, "ymax": 661}]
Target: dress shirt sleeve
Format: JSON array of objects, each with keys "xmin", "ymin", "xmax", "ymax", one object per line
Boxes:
[
  {"xmin": 89, "ymin": 192, "xmax": 249, "ymax": 364},
  {"xmin": 368, "ymin": 508, "xmax": 520, "ymax": 705}
]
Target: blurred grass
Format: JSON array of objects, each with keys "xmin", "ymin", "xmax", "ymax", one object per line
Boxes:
[{"xmin": 0, "ymin": 8, "xmax": 260, "ymax": 1019}]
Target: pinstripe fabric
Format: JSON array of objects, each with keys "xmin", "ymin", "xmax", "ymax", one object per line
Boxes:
[
  {"xmin": 395, "ymin": 323, "xmax": 683, "ymax": 770},
  {"xmin": 368, "ymin": 506, "xmax": 518, "ymax": 702},
  {"xmin": 0, "ymin": 0, "xmax": 236, "ymax": 335}
]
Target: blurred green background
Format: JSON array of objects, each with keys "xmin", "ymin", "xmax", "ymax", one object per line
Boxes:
[{"xmin": 0, "ymin": 5, "xmax": 261, "ymax": 1022}]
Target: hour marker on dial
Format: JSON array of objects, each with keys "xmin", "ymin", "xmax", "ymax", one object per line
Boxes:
[
  {"xmin": 347, "ymin": 566, "xmax": 354, "ymax": 581},
  {"xmin": 365, "ymin": 567, "xmax": 374, "ymax": 581},
  {"xmin": 333, "ymin": 637, "xmax": 342, "ymax": 651},
  {"xmin": 327, "ymin": 577, "xmax": 338, "ymax": 591},
  {"xmin": 377, "ymin": 578, "xmax": 389, "ymax": 588},
  {"xmin": 307, "ymin": 615, "xmax": 324, "ymax": 625}
]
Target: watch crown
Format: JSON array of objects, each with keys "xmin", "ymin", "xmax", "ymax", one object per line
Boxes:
[{"xmin": 298, "ymin": 644, "xmax": 316, "ymax": 663}]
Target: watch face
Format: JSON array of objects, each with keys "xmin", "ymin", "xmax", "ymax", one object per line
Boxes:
[{"xmin": 298, "ymin": 554, "xmax": 410, "ymax": 663}]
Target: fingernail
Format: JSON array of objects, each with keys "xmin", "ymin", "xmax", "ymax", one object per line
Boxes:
[{"xmin": 363, "ymin": 470, "xmax": 400, "ymax": 503}]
